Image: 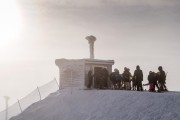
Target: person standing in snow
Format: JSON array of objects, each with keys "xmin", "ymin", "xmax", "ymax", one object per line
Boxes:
[
  {"xmin": 143, "ymin": 71, "xmax": 160, "ymax": 92},
  {"xmin": 153, "ymin": 72, "xmax": 160, "ymax": 92},
  {"xmin": 122, "ymin": 67, "xmax": 131, "ymax": 90},
  {"xmin": 158, "ymin": 66, "xmax": 167, "ymax": 91},
  {"xmin": 127, "ymin": 68, "xmax": 132, "ymax": 90},
  {"xmin": 110, "ymin": 68, "xmax": 121, "ymax": 89},
  {"xmin": 134, "ymin": 65, "xmax": 143, "ymax": 91},
  {"xmin": 147, "ymin": 71, "xmax": 155, "ymax": 92},
  {"xmin": 131, "ymin": 75, "xmax": 137, "ymax": 90},
  {"xmin": 110, "ymin": 69, "xmax": 116, "ymax": 89}
]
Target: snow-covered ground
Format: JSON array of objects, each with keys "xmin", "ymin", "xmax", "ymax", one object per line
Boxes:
[{"xmin": 10, "ymin": 89, "xmax": 180, "ymax": 120}]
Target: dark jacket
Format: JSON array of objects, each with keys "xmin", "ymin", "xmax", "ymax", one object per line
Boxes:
[
  {"xmin": 148, "ymin": 73, "xmax": 154, "ymax": 84},
  {"xmin": 134, "ymin": 69, "xmax": 143, "ymax": 81},
  {"xmin": 123, "ymin": 70, "xmax": 131, "ymax": 82},
  {"xmin": 159, "ymin": 70, "xmax": 166, "ymax": 83}
]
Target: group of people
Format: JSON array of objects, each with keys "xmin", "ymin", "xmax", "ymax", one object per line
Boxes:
[
  {"xmin": 110, "ymin": 65, "xmax": 144, "ymax": 91},
  {"xmin": 145, "ymin": 66, "xmax": 167, "ymax": 92},
  {"xmin": 87, "ymin": 65, "xmax": 168, "ymax": 92}
]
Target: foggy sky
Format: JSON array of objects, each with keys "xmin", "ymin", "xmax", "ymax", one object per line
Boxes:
[{"xmin": 0, "ymin": 0, "xmax": 180, "ymax": 111}]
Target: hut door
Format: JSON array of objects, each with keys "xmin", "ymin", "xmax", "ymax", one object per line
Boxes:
[{"xmin": 93, "ymin": 67, "xmax": 106, "ymax": 88}]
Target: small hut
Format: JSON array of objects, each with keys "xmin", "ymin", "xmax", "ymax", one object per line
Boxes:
[{"xmin": 55, "ymin": 36, "xmax": 114, "ymax": 89}]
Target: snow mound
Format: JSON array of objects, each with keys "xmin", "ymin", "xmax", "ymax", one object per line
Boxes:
[{"xmin": 10, "ymin": 90, "xmax": 180, "ymax": 120}]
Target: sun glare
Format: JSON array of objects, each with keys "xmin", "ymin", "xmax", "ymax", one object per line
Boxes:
[{"xmin": 0, "ymin": 0, "xmax": 22, "ymax": 50}]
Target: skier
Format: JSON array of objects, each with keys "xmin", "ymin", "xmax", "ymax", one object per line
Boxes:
[
  {"xmin": 147, "ymin": 71, "xmax": 155, "ymax": 92},
  {"xmin": 143, "ymin": 71, "xmax": 160, "ymax": 92},
  {"xmin": 153, "ymin": 72, "xmax": 160, "ymax": 92}
]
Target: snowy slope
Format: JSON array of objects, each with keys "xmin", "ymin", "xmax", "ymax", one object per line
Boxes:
[{"xmin": 10, "ymin": 90, "xmax": 180, "ymax": 120}]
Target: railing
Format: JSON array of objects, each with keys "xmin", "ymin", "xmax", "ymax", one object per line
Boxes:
[{"xmin": 0, "ymin": 79, "xmax": 59, "ymax": 120}]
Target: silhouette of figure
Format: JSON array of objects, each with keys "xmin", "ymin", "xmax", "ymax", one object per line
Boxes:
[
  {"xmin": 87, "ymin": 70, "xmax": 93, "ymax": 88},
  {"xmin": 131, "ymin": 75, "xmax": 137, "ymax": 90},
  {"xmin": 122, "ymin": 67, "xmax": 131, "ymax": 90},
  {"xmin": 134, "ymin": 65, "xmax": 143, "ymax": 91},
  {"xmin": 158, "ymin": 66, "xmax": 167, "ymax": 91},
  {"xmin": 110, "ymin": 68, "xmax": 121, "ymax": 89},
  {"xmin": 147, "ymin": 71, "xmax": 155, "ymax": 92},
  {"xmin": 153, "ymin": 72, "xmax": 160, "ymax": 92}
]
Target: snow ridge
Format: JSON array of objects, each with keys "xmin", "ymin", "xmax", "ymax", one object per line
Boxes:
[{"xmin": 10, "ymin": 90, "xmax": 180, "ymax": 120}]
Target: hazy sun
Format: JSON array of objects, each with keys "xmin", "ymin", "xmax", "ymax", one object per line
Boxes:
[{"xmin": 0, "ymin": 0, "xmax": 22, "ymax": 50}]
